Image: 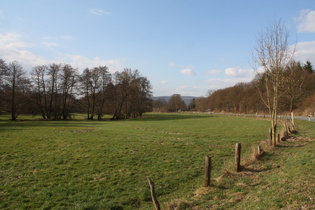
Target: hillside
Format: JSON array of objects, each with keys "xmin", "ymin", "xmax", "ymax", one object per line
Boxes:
[{"xmin": 152, "ymin": 96, "xmax": 196, "ymax": 105}]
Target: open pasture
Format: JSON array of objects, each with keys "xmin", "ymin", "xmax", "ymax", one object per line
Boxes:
[{"xmin": 1, "ymin": 113, "xmax": 272, "ymax": 209}]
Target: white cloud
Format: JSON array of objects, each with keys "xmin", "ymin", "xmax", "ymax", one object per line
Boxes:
[
  {"xmin": 41, "ymin": 35, "xmax": 73, "ymax": 48},
  {"xmin": 180, "ymin": 68, "xmax": 196, "ymax": 76},
  {"xmin": 0, "ymin": 32, "xmax": 32, "ymax": 48},
  {"xmin": 63, "ymin": 55, "xmax": 124, "ymax": 73},
  {"xmin": 176, "ymin": 85, "xmax": 208, "ymax": 96},
  {"xmin": 207, "ymin": 69, "xmax": 220, "ymax": 75},
  {"xmin": 90, "ymin": 8, "xmax": 111, "ymax": 16},
  {"xmin": 169, "ymin": 62, "xmax": 194, "ymax": 69},
  {"xmin": 170, "ymin": 62, "xmax": 196, "ymax": 77},
  {"xmin": 169, "ymin": 62, "xmax": 182, "ymax": 67},
  {"xmin": 0, "ymin": 32, "xmax": 47, "ymax": 70},
  {"xmin": 296, "ymin": 9, "xmax": 315, "ymax": 33},
  {"xmin": 256, "ymin": 66, "xmax": 266, "ymax": 74},
  {"xmin": 225, "ymin": 67, "xmax": 237, "ymax": 76},
  {"xmin": 161, "ymin": 80, "xmax": 168, "ymax": 84},
  {"xmin": 0, "ymin": 32, "xmax": 124, "ymax": 73},
  {"xmin": 254, "ymin": 42, "xmax": 315, "ymax": 73},
  {"xmin": 224, "ymin": 67, "xmax": 254, "ymax": 79},
  {"xmin": 294, "ymin": 41, "xmax": 315, "ymax": 64},
  {"xmin": 204, "ymin": 67, "xmax": 256, "ymax": 91},
  {"xmin": 206, "ymin": 78, "xmax": 250, "ymax": 90}
]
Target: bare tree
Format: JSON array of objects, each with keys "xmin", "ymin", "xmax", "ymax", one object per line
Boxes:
[
  {"xmin": 152, "ymin": 98, "xmax": 167, "ymax": 112},
  {"xmin": 132, "ymin": 76, "xmax": 152, "ymax": 117},
  {"xmin": 47, "ymin": 63, "xmax": 61, "ymax": 119},
  {"xmin": 31, "ymin": 65, "xmax": 49, "ymax": 119},
  {"xmin": 0, "ymin": 59, "xmax": 8, "ymax": 88},
  {"xmin": 281, "ymin": 61, "xmax": 309, "ymax": 125},
  {"xmin": 167, "ymin": 94, "xmax": 186, "ymax": 112},
  {"xmin": 195, "ymin": 97, "xmax": 208, "ymax": 112},
  {"xmin": 5, "ymin": 61, "xmax": 31, "ymax": 120},
  {"xmin": 79, "ymin": 68, "xmax": 93, "ymax": 119},
  {"xmin": 96, "ymin": 66, "xmax": 112, "ymax": 119},
  {"xmin": 0, "ymin": 59, "xmax": 8, "ymax": 109},
  {"xmin": 252, "ymin": 19, "xmax": 295, "ymax": 145},
  {"xmin": 112, "ymin": 69, "xmax": 152, "ymax": 119},
  {"xmin": 93, "ymin": 66, "xmax": 111, "ymax": 120},
  {"xmin": 79, "ymin": 66, "xmax": 111, "ymax": 120},
  {"xmin": 59, "ymin": 64, "xmax": 78, "ymax": 120}
]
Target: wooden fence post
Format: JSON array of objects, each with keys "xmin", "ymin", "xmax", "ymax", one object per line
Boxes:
[
  {"xmin": 235, "ymin": 143, "xmax": 242, "ymax": 172},
  {"xmin": 147, "ymin": 177, "xmax": 160, "ymax": 210},
  {"xmin": 204, "ymin": 155, "xmax": 211, "ymax": 187}
]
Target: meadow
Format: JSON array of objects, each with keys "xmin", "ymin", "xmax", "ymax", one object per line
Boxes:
[{"xmin": 0, "ymin": 113, "xmax": 314, "ymax": 209}]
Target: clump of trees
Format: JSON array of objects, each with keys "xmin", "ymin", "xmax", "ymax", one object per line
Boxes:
[
  {"xmin": 207, "ymin": 82, "xmax": 264, "ymax": 113},
  {"xmin": 152, "ymin": 94, "xmax": 188, "ymax": 112},
  {"xmin": 0, "ymin": 59, "xmax": 152, "ymax": 120},
  {"xmin": 1, "ymin": 61, "xmax": 32, "ymax": 120}
]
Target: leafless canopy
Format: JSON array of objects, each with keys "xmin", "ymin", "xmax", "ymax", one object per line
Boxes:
[
  {"xmin": 252, "ymin": 18, "xmax": 296, "ymax": 145},
  {"xmin": 253, "ymin": 19, "xmax": 295, "ymax": 72}
]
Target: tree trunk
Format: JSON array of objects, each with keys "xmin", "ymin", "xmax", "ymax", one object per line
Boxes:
[
  {"xmin": 291, "ymin": 111, "xmax": 295, "ymax": 127},
  {"xmin": 11, "ymin": 76, "xmax": 16, "ymax": 120}
]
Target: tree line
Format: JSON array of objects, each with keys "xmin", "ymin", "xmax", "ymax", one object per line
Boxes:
[
  {"xmin": 0, "ymin": 59, "xmax": 152, "ymax": 120},
  {"xmin": 208, "ymin": 61, "xmax": 314, "ymax": 114},
  {"xmin": 154, "ymin": 60, "xmax": 314, "ymax": 115}
]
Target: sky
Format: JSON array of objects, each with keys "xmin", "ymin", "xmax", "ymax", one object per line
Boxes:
[{"xmin": 1, "ymin": 0, "xmax": 315, "ymax": 97}]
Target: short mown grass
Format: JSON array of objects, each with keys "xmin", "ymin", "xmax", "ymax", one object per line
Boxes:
[{"xmin": 1, "ymin": 113, "xmax": 313, "ymax": 209}]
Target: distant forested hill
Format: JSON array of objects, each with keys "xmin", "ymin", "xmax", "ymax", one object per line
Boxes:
[{"xmin": 152, "ymin": 96, "xmax": 195, "ymax": 105}]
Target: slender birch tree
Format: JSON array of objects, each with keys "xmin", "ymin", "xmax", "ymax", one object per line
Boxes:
[{"xmin": 252, "ymin": 19, "xmax": 295, "ymax": 145}]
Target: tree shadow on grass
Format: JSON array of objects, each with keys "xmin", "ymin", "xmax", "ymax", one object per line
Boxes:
[
  {"xmin": 242, "ymin": 165, "xmax": 280, "ymax": 173},
  {"xmin": 276, "ymin": 144, "xmax": 307, "ymax": 148},
  {"xmin": 0, "ymin": 120, "xmax": 104, "ymax": 130},
  {"xmin": 0, "ymin": 113, "xmax": 215, "ymax": 130},
  {"xmin": 129, "ymin": 113, "xmax": 215, "ymax": 122}
]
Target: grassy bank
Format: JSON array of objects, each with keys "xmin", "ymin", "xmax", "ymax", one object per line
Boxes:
[
  {"xmin": 190, "ymin": 119, "xmax": 315, "ymax": 209},
  {"xmin": 0, "ymin": 113, "xmax": 313, "ymax": 209}
]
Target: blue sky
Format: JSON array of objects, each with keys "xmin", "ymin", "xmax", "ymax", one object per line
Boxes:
[{"xmin": 1, "ymin": 0, "xmax": 315, "ymax": 96}]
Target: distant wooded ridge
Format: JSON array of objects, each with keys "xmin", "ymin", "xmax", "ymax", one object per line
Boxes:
[{"xmin": 152, "ymin": 96, "xmax": 196, "ymax": 105}]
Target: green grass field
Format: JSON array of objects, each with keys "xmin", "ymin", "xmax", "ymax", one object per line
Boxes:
[{"xmin": 0, "ymin": 113, "xmax": 314, "ymax": 209}]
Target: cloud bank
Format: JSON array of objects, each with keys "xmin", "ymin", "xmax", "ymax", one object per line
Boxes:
[
  {"xmin": 180, "ymin": 68, "xmax": 196, "ymax": 76},
  {"xmin": 296, "ymin": 9, "xmax": 315, "ymax": 33},
  {"xmin": 207, "ymin": 69, "xmax": 221, "ymax": 75},
  {"xmin": 224, "ymin": 67, "xmax": 254, "ymax": 79},
  {"xmin": 0, "ymin": 32, "xmax": 124, "ymax": 73},
  {"xmin": 294, "ymin": 41, "xmax": 315, "ymax": 64}
]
